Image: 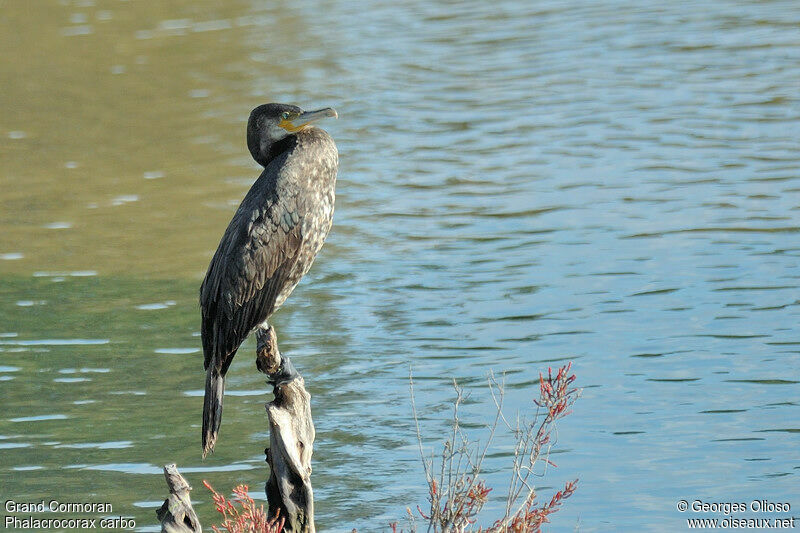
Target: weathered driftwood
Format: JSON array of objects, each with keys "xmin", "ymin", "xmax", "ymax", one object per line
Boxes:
[
  {"xmin": 155, "ymin": 327, "xmax": 314, "ymax": 532},
  {"xmin": 156, "ymin": 464, "xmax": 202, "ymax": 533},
  {"xmin": 257, "ymin": 325, "xmax": 315, "ymax": 533}
]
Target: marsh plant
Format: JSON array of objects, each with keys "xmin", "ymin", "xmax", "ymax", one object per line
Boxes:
[
  {"xmin": 203, "ymin": 481, "xmax": 284, "ymax": 533},
  {"xmin": 405, "ymin": 363, "xmax": 580, "ymax": 533}
]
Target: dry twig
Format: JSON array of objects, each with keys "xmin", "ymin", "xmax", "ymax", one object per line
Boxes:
[{"xmin": 408, "ymin": 364, "xmax": 581, "ymax": 532}]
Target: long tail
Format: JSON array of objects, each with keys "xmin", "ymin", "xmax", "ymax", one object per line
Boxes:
[{"xmin": 202, "ymin": 368, "xmax": 225, "ymax": 458}]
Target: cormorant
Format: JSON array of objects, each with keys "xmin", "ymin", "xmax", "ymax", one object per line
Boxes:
[{"xmin": 200, "ymin": 103, "xmax": 338, "ymax": 457}]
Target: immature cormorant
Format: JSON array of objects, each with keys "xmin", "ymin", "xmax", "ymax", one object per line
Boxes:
[{"xmin": 200, "ymin": 103, "xmax": 338, "ymax": 457}]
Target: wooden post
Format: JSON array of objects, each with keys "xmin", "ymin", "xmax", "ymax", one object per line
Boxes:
[
  {"xmin": 257, "ymin": 325, "xmax": 315, "ymax": 533},
  {"xmin": 156, "ymin": 464, "xmax": 202, "ymax": 533}
]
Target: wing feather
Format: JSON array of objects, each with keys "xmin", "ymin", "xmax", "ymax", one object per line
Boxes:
[{"xmin": 200, "ymin": 170, "xmax": 304, "ymax": 372}]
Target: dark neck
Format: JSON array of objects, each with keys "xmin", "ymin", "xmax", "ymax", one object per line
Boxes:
[{"xmin": 250, "ymin": 134, "xmax": 297, "ymax": 167}]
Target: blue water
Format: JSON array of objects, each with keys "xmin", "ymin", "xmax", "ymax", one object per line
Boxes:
[{"xmin": 0, "ymin": 0, "xmax": 798, "ymax": 531}]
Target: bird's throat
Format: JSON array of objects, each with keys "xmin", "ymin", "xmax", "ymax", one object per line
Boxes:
[{"xmin": 261, "ymin": 135, "xmax": 297, "ymax": 168}]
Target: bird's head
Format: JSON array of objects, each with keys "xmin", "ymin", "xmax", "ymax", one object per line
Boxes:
[{"xmin": 247, "ymin": 103, "xmax": 338, "ymax": 167}]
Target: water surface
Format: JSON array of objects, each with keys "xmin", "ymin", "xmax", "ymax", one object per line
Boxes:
[{"xmin": 1, "ymin": 0, "xmax": 798, "ymax": 531}]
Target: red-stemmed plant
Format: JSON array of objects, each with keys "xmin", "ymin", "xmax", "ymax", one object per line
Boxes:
[
  {"xmin": 408, "ymin": 363, "xmax": 580, "ymax": 532},
  {"xmin": 202, "ymin": 481, "xmax": 284, "ymax": 533}
]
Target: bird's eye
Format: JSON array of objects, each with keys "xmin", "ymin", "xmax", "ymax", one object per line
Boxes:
[{"xmin": 281, "ymin": 112, "xmax": 290, "ymax": 120}]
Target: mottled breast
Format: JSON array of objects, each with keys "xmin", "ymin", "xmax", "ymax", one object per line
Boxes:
[{"xmin": 272, "ymin": 126, "xmax": 338, "ymax": 310}]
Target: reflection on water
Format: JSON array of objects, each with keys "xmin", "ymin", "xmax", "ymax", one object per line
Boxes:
[{"xmin": 1, "ymin": 0, "xmax": 799, "ymax": 531}]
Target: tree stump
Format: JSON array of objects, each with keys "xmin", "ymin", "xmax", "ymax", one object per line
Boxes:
[
  {"xmin": 257, "ymin": 325, "xmax": 315, "ymax": 533},
  {"xmin": 154, "ymin": 327, "xmax": 314, "ymax": 532},
  {"xmin": 156, "ymin": 464, "xmax": 202, "ymax": 533}
]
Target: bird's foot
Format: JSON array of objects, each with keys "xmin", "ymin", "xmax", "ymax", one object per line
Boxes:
[{"xmin": 269, "ymin": 356, "xmax": 299, "ymax": 385}]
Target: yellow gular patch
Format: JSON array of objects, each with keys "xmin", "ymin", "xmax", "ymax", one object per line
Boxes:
[{"xmin": 279, "ymin": 119, "xmax": 305, "ymax": 133}]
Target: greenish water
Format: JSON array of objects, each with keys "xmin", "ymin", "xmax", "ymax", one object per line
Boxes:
[{"xmin": 1, "ymin": 0, "xmax": 799, "ymax": 531}]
